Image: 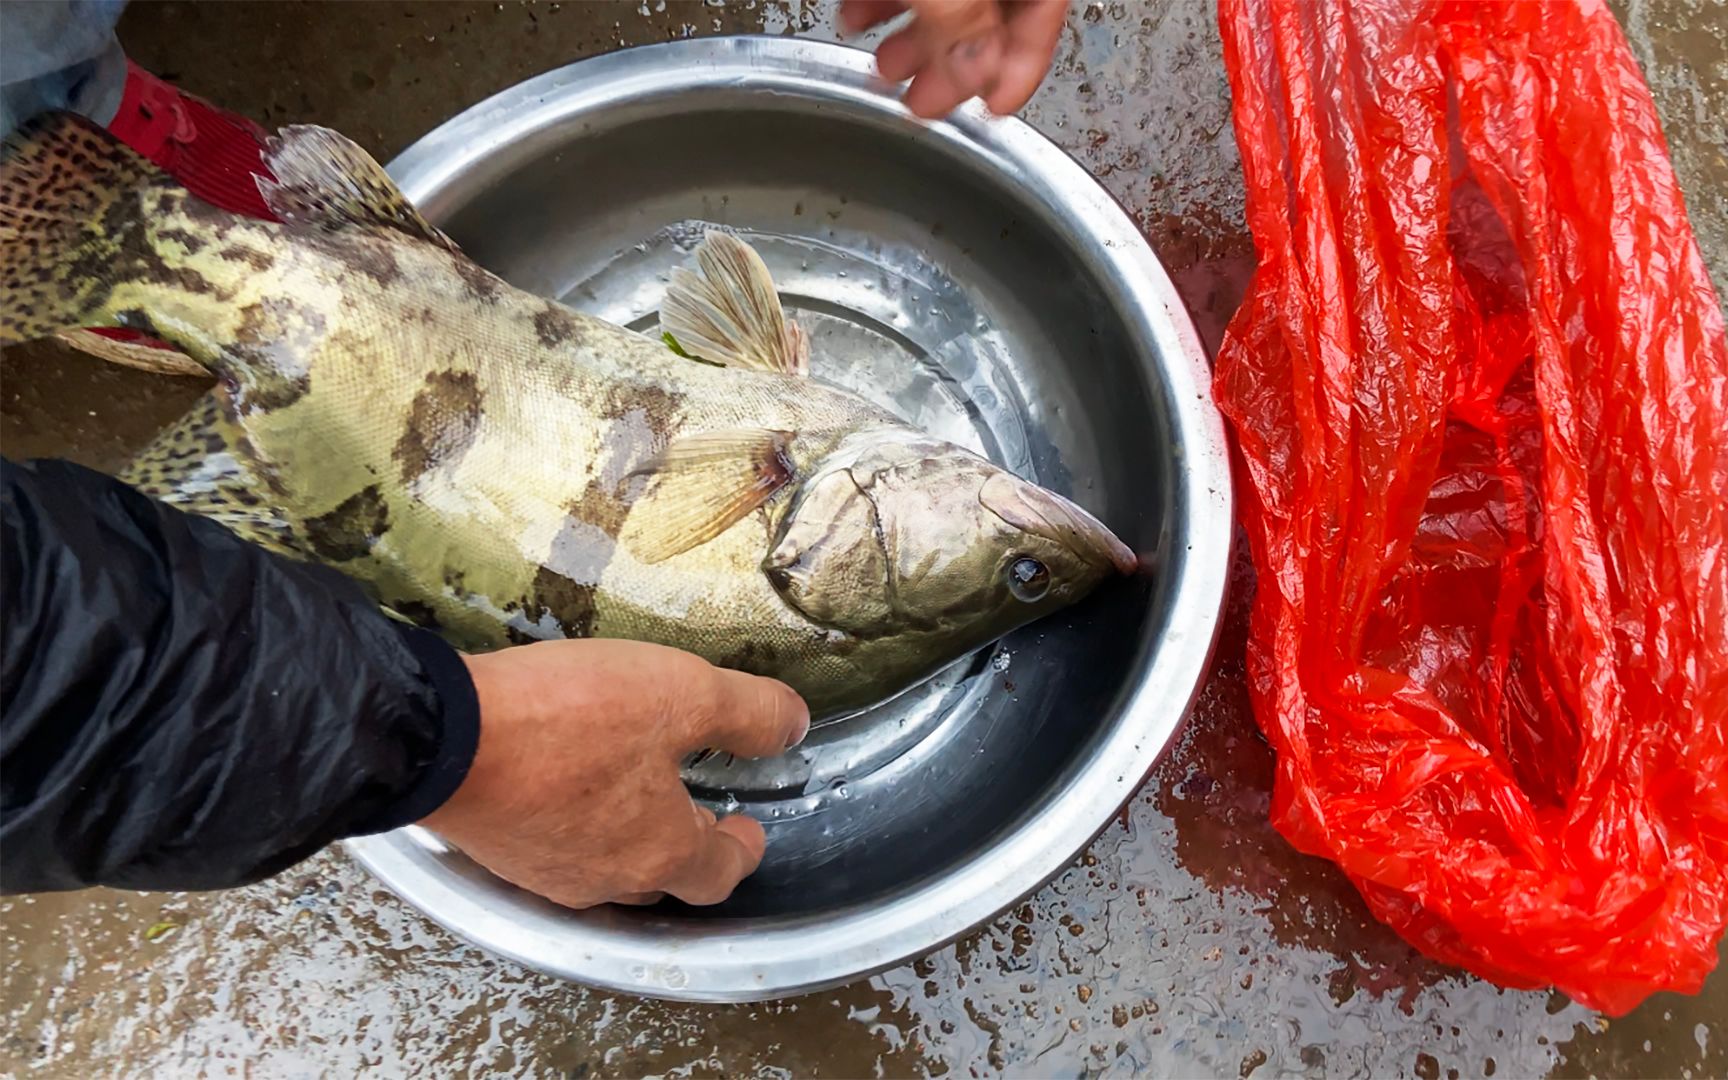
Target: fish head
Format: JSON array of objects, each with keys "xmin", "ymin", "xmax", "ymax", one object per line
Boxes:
[{"xmin": 764, "ymin": 431, "xmax": 1136, "ymax": 643}]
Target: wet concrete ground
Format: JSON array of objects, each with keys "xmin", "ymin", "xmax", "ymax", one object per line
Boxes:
[{"xmin": 2, "ymin": 1, "xmax": 1725, "ymax": 1076}]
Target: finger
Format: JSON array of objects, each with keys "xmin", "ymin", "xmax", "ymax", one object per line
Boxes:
[
  {"xmin": 939, "ymin": 26, "xmax": 1007, "ymax": 102},
  {"xmin": 875, "ymin": 22, "xmax": 928, "ymax": 83},
  {"xmin": 984, "ymin": 0, "xmax": 1067, "ymax": 114},
  {"xmin": 612, "ymin": 891, "xmax": 666, "ymax": 906},
  {"xmin": 840, "ymin": 0, "xmax": 906, "ymax": 33},
  {"xmin": 903, "ymin": 63, "xmax": 977, "ymax": 119},
  {"xmin": 661, "ymin": 814, "xmax": 767, "ymax": 906},
  {"xmin": 902, "ymin": 0, "xmax": 1004, "ymax": 42},
  {"xmin": 681, "ymin": 668, "xmax": 809, "ymax": 759},
  {"xmin": 982, "ymin": 49, "xmax": 1047, "ymax": 116}
]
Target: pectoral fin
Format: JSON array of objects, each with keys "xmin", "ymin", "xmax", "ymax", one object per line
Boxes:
[
  {"xmin": 620, "ymin": 428, "xmax": 795, "ymax": 564},
  {"xmin": 660, "ymin": 231, "xmax": 810, "ymax": 376}
]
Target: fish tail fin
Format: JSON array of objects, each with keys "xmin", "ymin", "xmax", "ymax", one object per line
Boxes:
[{"xmin": 0, "ymin": 111, "xmax": 171, "ymax": 345}]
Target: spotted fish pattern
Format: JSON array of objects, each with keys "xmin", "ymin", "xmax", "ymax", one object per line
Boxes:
[{"xmin": 0, "ymin": 112, "xmax": 1136, "ymax": 720}]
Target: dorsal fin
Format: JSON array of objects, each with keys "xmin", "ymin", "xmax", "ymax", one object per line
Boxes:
[
  {"xmin": 257, "ymin": 126, "xmax": 460, "ymax": 254},
  {"xmin": 660, "ymin": 231, "xmax": 810, "ymax": 376}
]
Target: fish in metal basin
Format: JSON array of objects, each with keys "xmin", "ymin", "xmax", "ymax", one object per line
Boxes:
[{"xmin": 0, "ymin": 113, "xmax": 1137, "ymax": 721}]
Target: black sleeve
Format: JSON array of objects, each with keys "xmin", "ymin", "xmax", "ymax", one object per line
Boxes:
[{"xmin": 0, "ymin": 457, "xmax": 479, "ymax": 894}]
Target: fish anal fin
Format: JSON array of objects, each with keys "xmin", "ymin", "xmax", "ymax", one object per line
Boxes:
[
  {"xmin": 258, "ymin": 126, "xmax": 460, "ymax": 254},
  {"xmin": 660, "ymin": 231, "xmax": 810, "ymax": 376},
  {"xmin": 120, "ymin": 393, "xmax": 309, "ymax": 560},
  {"xmin": 620, "ymin": 428, "xmax": 795, "ymax": 564}
]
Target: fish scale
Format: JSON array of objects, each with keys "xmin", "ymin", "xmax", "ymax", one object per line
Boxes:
[{"xmin": 0, "ymin": 111, "xmax": 1136, "ymax": 720}]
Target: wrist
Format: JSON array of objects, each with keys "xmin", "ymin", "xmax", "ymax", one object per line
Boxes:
[
  {"xmin": 418, "ymin": 652, "xmax": 483, "ymax": 832},
  {"xmin": 352, "ymin": 625, "xmax": 482, "ymax": 834},
  {"xmin": 417, "ymin": 648, "xmax": 513, "ymax": 834}
]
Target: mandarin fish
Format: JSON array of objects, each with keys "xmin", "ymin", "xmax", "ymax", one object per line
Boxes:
[{"xmin": 0, "ymin": 112, "xmax": 1136, "ymax": 721}]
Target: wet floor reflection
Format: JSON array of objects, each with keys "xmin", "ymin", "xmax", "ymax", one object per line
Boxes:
[
  {"xmin": 5, "ymin": 540, "xmax": 1718, "ymax": 1077},
  {"xmin": 2, "ymin": 0, "xmax": 1724, "ymax": 1075}
]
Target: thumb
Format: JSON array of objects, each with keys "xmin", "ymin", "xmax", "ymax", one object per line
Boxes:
[
  {"xmin": 680, "ymin": 667, "xmax": 811, "ymax": 759},
  {"xmin": 661, "ymin": 814, "xmax": 768, "ymax": 906}
]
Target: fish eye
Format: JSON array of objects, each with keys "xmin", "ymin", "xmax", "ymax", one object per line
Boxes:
[{"xmin": 1007, "ymin": 556, "xmax": 1050, "ymax": 603}]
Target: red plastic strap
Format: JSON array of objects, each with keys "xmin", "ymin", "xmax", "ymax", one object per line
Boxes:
[
  {"xmin": 80, "ymin": 63, "xmax": 278, "ymax": 350},
  {"xmin": 82, "ymin": 327, "xmax": 177, "ymax": 349},
  {"xmin": 105, "ymin": 60, "xmax": 276, "ymax": 221}
]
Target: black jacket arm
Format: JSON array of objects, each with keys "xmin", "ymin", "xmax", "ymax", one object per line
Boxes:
[{"xmin": 0, "ymin": 457, "xmax": 478, "ymax": 893}]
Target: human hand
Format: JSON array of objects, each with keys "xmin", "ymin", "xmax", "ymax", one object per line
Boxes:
[
  {"xmin": 420, "ymin": 639, "xmax": 809, "ymax": 908},
  {"xmin": 841, "ymin": 0, "xmax": 1067, "ymax": 118}
]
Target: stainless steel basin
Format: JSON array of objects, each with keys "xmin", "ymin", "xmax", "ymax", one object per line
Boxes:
[{"xmin": 344, "ymin": 35, "xmax": 1233, "ymax": 1003}]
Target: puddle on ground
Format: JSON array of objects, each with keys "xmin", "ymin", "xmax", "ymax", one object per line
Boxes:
[{"xmin": 2, "ymin": 0, "xmax": 1724, "ymax": 1076}]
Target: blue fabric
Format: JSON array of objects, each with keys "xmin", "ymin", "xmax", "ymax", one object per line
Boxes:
[{"xmin": 0, "ymin": 0, "xmax": 129, "ymax": 139}]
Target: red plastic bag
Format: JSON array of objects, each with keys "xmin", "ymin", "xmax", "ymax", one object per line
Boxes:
[{"xmin": 1214, "ymin": 0, "xmax": 1728, "ymax": 1014}]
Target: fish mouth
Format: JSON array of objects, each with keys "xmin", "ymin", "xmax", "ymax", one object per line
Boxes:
[
  {"xmin": 1095, "ymin": 522, "xmax": 1140, "ymax": 575},
  {"xmin": 978, "ymin": 472, "xmax": 1138, "ymax": 576}
]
